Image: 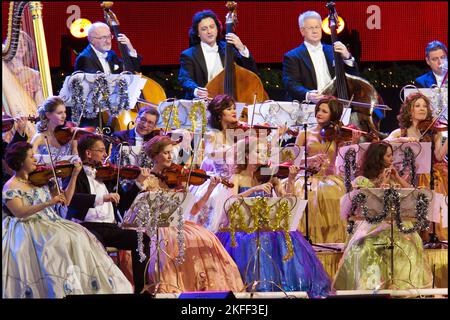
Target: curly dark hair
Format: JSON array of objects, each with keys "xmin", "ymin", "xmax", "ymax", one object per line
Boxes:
[
  {"xmin": 314, "ymin": 96, "xmax": 343, "ymax": 123},
  {"xmin": 37, "ymin": 96, "xmax": 65, "ymax": 132},
  {"xmin": 397, "ymin": 93, "xmax": 432, "ymax": 129},
  {"xmin": 360, "ymin": 141, "xmax": 393, "ymax": 180},
  {"xmin": 188, "ymin": 10, "xmax": 223, "ymax": 47},
  {"xmin": 207, "ymin": 94, "xmax": 236, "ymax": 130},
  {"xmin": 5, "ymin": 141, "xmax": 33, "ymax": 172}
]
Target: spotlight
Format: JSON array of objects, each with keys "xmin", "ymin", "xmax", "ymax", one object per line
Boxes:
[
  {"xmin": 70, "ymin": 18, "xmax": 92, "ymax": 38},
  {"xmin": 322, "ymin": 16, "xmax": 345, "ymax": 35}
]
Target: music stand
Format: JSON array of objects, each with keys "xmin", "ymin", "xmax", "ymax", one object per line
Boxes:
[
  {"xmin": 59, "ymin": 72, "xmax": 145, "ymax": 129},
  {"xmin": 221, "ymin": 196, "xmax": 306, "ymax": 294},
  {"xmin": 342, "ymin": 187, "xmax": 434, "ymax": 288},
  {"xmin": 123, "ymin": 190, "xmax": 195, "ymax": 294}
]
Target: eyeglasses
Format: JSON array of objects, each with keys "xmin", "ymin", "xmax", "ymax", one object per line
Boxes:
[
  {"xmin": 92, "ymin": 34, "xmax": 114, "ymax": 41},
  {"xmin": 303, "ymin": 26, "xmax": 322, "ymax": 31}
]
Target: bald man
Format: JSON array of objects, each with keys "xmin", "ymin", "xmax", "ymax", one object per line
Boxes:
[{"xmin": 74, "ymin": 21, "xmax": 141, "ymax": 74}]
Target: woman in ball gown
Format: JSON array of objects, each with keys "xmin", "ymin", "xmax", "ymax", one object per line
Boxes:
[
  {"xmin": 214, "ymin": 136, "xmax": 331, "ymax": 297},
  {"xmin": 385, "ymin": 92, "xmax": 448, "ymax": 240},
  {"xmin": 122, "ymin": 135, "xmax": 244, "ymax": 293},
  {"xmin": 333, "ymin": 141, "xmax": 432, "ymax": 290},
  {"xmin": 294, "ymin": 96, "xmax": 361, "ymax": 244},
  {"xmin": 2, "ymin": 142, "xmax": 133, "ymax": 298}
]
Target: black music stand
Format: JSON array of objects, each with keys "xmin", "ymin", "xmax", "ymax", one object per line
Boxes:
[{"xmin": 302, "ymin": 123, "xmax": 341, "ymax": 252}]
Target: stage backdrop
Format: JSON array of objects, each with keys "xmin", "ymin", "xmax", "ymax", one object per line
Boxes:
[{"xmin": 2, "ymin": 1, "xmax": 448, "ymax": 67}]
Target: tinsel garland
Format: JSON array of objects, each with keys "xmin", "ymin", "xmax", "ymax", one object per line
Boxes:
[
  {"xmin": 92, "ymin": 74, "xmax": 111, "ymax": 118},
  {"xmin": 188, "ymin": 100, "xmax": 207, "ymax": 134},
  {"xmin": 162, "ymin": 103, "xmax": 181, "ymax": 129},
  {"xmin": 225, "ymin": 198, "xmax": 294, "ymax": 262},
  {"xmin": 395, "ymin": 192, "xmax": 430, "ymax": 234},
  {"xmin": 344, "ymin": 148, "xmax": 357, "ymax": 193},
  {"xmin": 347, "ymin": 192, "xmax": 368, "ymax": 234},
  {"xmin": 133, "ymin": 191, "xmax": 185, "ymax": 264},
  {"xmin": 399, "ymin": 146, "xmax": 417, "ymax": 187},
  {"xmin": 69, "ymin": 78, "xmax": 89, "ymax": 123},
  {"xmin": 110, "ymin": 78, "xmax": 129, "ymax": 117},
  {"xmin": 351, "ymin": 187, "xmax": 430, "ymax": 234}
]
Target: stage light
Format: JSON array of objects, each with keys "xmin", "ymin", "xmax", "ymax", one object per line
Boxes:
[
  {"xmin": 322, "ymin": 16, "xmax": 345, "ymax": 35},
  {"xmin": 70, "ymin": 18, "xmax": 92, "ymax": 38}
]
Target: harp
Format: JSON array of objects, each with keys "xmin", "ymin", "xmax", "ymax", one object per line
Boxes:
[{"xmin": 2, "ymin": 1, "xmax": 53, "ymax": 140}]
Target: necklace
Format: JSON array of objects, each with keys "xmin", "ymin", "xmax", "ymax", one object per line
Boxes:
[{"xmin": 15, "ymin": 176, "xmax": 31, "ymax": 184}]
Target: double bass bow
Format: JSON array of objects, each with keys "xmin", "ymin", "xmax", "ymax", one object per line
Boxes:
[
  {"xmin": 320, "ymin": 2, "xmax": 386, "ymax": 141},
  {"xmin": 205, "ymin": 1, "xmax": 269, "ymax": 108}
]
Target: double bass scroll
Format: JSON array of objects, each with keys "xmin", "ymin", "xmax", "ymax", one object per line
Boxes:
[
  {"xmin": 320, "ymin": 2, "xmax": 386, "ymax": 140},
  {"xmin": 205, "ymin": 1, "xmax": 269, "ymax": 106}
]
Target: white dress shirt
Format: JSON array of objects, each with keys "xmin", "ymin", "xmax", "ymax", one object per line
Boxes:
[
  {"xmin": 304, "ymin": 41, "xmax": 332, "ymax": 92},
  {"xmin": 194, "ymin": 41, "xmax": 250, "ymax": 97},
  {"xmin": 91, "ymin": 44, "xmax": 112, "ymax": 75},
  {"xmin": 434, "ymin": 72, "xmax": 446, "ymax": 87},
  {"xmin": 82, "ymin": 165, "xmax": 116, "ymax": 223}
]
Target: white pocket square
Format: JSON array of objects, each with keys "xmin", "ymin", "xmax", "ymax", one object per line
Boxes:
[{"xmin": 113, "ymin": 64, "xmax": 120, "ymax": 71}]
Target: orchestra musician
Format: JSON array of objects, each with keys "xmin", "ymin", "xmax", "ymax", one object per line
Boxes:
[
  {"xmin": 110, "ymin": 106, "xmax": 160, "ymax": 168},
  {"xmin": 63, "ymin": 134, "xmax": 151, "ymax": 294},
  {"xmin": 213, "ymin": 136, "xmax": 331, "ymax": 296},
  {"xmin": 282, "ymin": 10, "xmax": 358, "ymax": 103},
  {"xmin": 333, "ymin": 141, "xmax": 433, "ymax": 290},
  {"xmin": 294, "ymin": 96, "xmax": 361, "ymax": 244},
  {"xmin": 30, "ymin": 96, "xmax": 78, "ymax": 160},
  {"xmin": 415, "ymin": 40, "xmax": 448, "ymax": 88},
  {"xmin": 2, "ymin": 142, "xmax": 133, "ymax": 297},
  {"xmin": 121, "ymin": 134, "xmax": 245, "ymax": 293},
  {"xmin": 73, "ymin": 21, "xmax": 142, "ymax": 128},
  {"xmin": 385, "ymin": 92, "xmax": 448, "ymax": 240},
  {"xmin": 178, "ymin": 9, "xmax": 257, "ymax": 100}
]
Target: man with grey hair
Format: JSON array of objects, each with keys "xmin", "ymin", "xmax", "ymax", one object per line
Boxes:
[
  {"xmin": 74, "ymin": 21, "xmax": 141, "ymax": 74},
  {"xmin": 282, "ymin": 10, "xmax": 358, "ymax": 103},
  {"xmin": 73, "ymin": 22, "xmax": 142, "ymax": 127}
]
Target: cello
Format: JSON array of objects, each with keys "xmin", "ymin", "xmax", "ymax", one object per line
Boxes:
[
  {"xmin": 101, "ymin": 1, "xmax": 166, "ymax": 131},
  {"xmin": 205, "ymin": 1, "xmax": 269, "ymax": 108},
  {"xmin": 320, "ymin": 2, "xmax": 386, "ymax": 140}
]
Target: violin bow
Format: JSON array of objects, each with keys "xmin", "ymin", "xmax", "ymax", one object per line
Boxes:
[
  {"xmin": 115, "ymin": 143, "xmax": 123, "ymax": 193},
  {"xmin": 44, "ymin": 135, "xmax": 62, "ymax": 196},
  {"xmin": 418, "ymin": 108, "xmax": 448, "ymax": 141}
]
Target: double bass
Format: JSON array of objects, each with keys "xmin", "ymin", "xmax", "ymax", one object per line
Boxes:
[
  {"xmin": 320, "ymin": 2, "xmax": 386, "ymax": 140},
  {"xmin": 206, "ymin": 1, "xmax": 269, "ymax": 109},
  {"xmin": 101, "ymin": 1, "xmax": 166, "ymax": 131}
]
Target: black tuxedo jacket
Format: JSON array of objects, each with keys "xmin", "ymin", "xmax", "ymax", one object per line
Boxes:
[
  {"xmin": 63, "ymin": 168, "xmax": 140, "ymax": 222},
  {"xmin": 415, "ymin": 70, "xmax": 437, "ymax": 88},
  {"xmin": 74, "ymin": 45, "xmax": 142, "ymax": 74},
  {"xmin": 282, "ymin": 42, "xmax": 359, "ymax": 102},
  {"xmin": 178, "ymin": 41, "xmax": 258, "ymax": 99}
]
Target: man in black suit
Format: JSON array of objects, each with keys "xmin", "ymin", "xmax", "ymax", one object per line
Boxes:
[
  {"xmin": 178, "ymin": 10, "xmax": 257, "ymax": 100},
  {"xmin": 415, "ymin": 40, "xmax": 448, "ymax": 88},
  {"xmin": 74, "ymin": 21, "xmax": 141, "ymax": 75},
  {"xmin": 64, "ymin": 134, "xmax": 151, "ymax": 294},
  {"xmin": 282, "ymin": 10, "xmax": 358, "ymax": 103},
  {"xmin": 110, "ymin": 106, "xmax": 159, "ymax": 167},
  {"xmin": 73, "ymin": 22, "xmax": 142, "ymax": 127}
]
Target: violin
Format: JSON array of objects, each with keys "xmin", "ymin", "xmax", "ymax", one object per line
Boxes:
[
  {"xmin": 159, "ymin": 163, "xmax": 234, "ymax": 188},
  {"xmin": 319, "ymin": 121, "xmax": 378, "ymax": 143},
  {"xmin": 417, "ymin": 119, "xmax": 448, "ymax": 141},
  {"xmin": 94, "ymin": 163, "xmax": 142, "ymax": 181},
  {"xmin": 2, "ymin": 115, "xmax": 39, "ymax": 132},
  {"xmin": 254, "ymin": 162, "xmax": 318, "ymax": 183},
  {"xmin": 29, "ymin": 161, "xmax": 75, "ymax": 186},
  {"xmin": 54, "ymin": 122, "xmax": 121, "ymax": 145}
]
